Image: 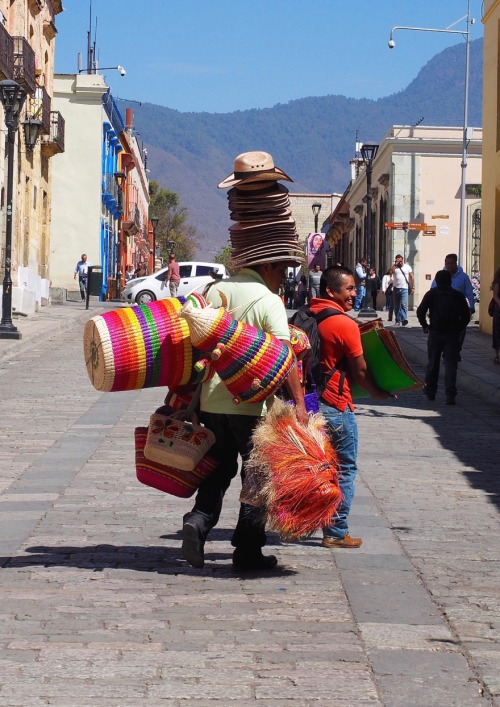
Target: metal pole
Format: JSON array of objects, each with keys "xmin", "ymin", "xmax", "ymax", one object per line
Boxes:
[
  {"xmin": 458, "ymin": 0, "xmax": 471, "ymax": 269},
  {"xmin": 359, "ymin": 159, "xmax": 376, "ymax": 318},
  {"xmin": 0, "ymin": 124, "xmax": 21, "ymax": 338}
]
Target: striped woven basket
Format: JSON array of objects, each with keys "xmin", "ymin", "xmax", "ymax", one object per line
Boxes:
[
  {"xmin": 135, "ymin": 427, "xmax": 217, "ymax": 497},
  {"xmin": 83, "ymin": 296, "xmax": 212, "ymax": 392},
  {"xmin": 180, "ymin": 301, "xmax": 294, "ymax": 404}
]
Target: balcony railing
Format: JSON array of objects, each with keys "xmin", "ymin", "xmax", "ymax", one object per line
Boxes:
[
  {"xmin": 13, "ymin": 37, "xmax": 36, "ymax": 94},
  {"xmin": 27, "ymin": 86, "xmax": 51, "ymax": 134},
  {"xmin": 41, "ymin": 111, "xmax": 65, "ymax": 156},
  {"xmin": 0, "ymin": 23, "xmax": 14, "ymax": 81}
]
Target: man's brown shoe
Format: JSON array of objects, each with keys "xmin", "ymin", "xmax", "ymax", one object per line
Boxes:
[{"xmin": 322, "ymin": 534, "xmax": 362, "ymax": 548}]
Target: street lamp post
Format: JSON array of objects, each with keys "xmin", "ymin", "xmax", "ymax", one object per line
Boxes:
[
  {"xmin": 388, "ymin": 1, "xmax": 472, "ymax": 266},
  {"xmin": 358, "ymin": 142, "xmax": 379, "ymax": 319},
  {"xmin": 311, "ymin": 202, "xmax": 322, "ymax": 234},
  {"xmin": 0, "ymin": 80, "xmax": 27, "ymax": 340},
  {"xmin": 150, "ymin": 217, "xmax": 159, "ymax": 270}
]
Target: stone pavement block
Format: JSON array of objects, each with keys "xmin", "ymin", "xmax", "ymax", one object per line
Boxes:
[
  {"xmin": 369, "ymin": 649, "xmax": 483, "ymax": 707},
  {"xmin": 148, "ymin": 681, "xmax": 252, "ymax": 700}
]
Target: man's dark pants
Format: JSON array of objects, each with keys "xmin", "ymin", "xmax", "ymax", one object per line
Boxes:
[
  {"xmin": 425, "ymin": 329, "xmax": 462, "ymax": 399},
  {"xmin": 183, "ymin": 412, "xmax": 266, "ymax": 551}
]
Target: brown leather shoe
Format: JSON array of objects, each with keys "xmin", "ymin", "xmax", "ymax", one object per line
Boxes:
[{"xmin": 322, "ymin": 534, "xmax": 362, "ymax": 548}]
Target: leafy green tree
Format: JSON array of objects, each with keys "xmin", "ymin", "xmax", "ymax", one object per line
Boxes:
[
  {"xmin": 214, "ymin": 243, "xmax": 234, "ymax": 274},
  {"xmin": 149, "ymin": 180, "xmax": 199, "ymax": 263}
]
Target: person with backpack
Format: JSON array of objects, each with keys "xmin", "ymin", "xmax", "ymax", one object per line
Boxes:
[
  {"xmin": 304, "ymin": 265, "xmax": 395, "ymax": 548},
  {"xmin": 431, "ymin": 253, "xmax": 475, "ymax": 360},
  {"xmin": 417, "ymin": 269, "xmax": 471, "ymax": 405}
]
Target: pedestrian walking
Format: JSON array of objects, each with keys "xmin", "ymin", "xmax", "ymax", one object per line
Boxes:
[
  {"xmin": 390, "ymin": 254, "xmax": 414, "ymax": 326},
  {"xmin": 297, "ymin": 275, "xmax": 308, "ymax": 307},
  {"xmin": 368, "ymin": 267, "xmax": 381, "ymax": 310},
  {"xmin": 74, "ymin": 253, "xmax": 90, "ymax": 301},
  {"xmin": 284, "ymin": 270, "xmax": 296, "ymax": 309},
  {"xmin": 166, "ymin": 253, "xmax": 180, "ymax": 297},
  {"xmin": 381, "ymin": 269, "xmax": 394, "ymax": 321},
  {"xmin": 353, "ymin": 257, "xmax": 367, "ymax": 311},
  {"xmin": 309, "ymin": 265, "xmax": 395, "ymax": 548},
  {"xmin": 490, "ymin": 265, "xmax": 500, "ymax": 365},
  {"xmin": 182, "ymin": 150, "xmax": 307, "ymax": 572},
  {"xmin": 432, "ymin": 253, "xmax": 475, "ymax": 359},
  {"xmin": 417, "ymin": 269, "xmax": 471, "ymax": 405},
  {"xmin": 308, "ymin": 264, "xmax": 322, "ymax": 300}
]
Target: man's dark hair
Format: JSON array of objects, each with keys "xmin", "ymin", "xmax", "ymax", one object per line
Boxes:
[
  {"xmin": 445, "ymin": 253, "xmax": 458, "ymax": 263},
  {"xmin": 319, "ymin": 265, "xmax": 353, "ymax": 297},
  {"xmin": 435, "ymin": 270, "xmax": 452, "ymax": 287},
  {"xmin": 395, "ymin": 254, "xmax": 403, "ymax": 259}
]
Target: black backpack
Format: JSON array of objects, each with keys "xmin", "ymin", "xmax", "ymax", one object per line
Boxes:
[
  {"xmin": 431, "ymin": 289, "xmax": 470, "ymax": 332},
  {"xmin": 289, "ymin": 306, "xmax": 347, "ymax": 398}
]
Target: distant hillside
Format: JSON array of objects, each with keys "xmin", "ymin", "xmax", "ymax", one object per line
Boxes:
[{"xmin": 118, "ymin": 38, "xmax": 483, "ymax": 258}]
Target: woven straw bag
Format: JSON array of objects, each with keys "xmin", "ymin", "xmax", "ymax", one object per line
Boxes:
[
  {"xmin": 143, "ymin": 385, "xmax": 215, "ymax": 471},
  {"xmin": 135, "ymin": 427, "xmax": 217, "ymax": 497},
  {"xmin": 83, "ymin": 295, "xmax": 212, "ymax": 392},
  {"xmin": 180, "ymin": 300, "xmax": 294, "ymax": 404}
]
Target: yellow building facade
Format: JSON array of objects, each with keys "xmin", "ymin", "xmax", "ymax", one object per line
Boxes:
[
  {"xmin": 481, "ymin": 0, "xmax": 500, "ymax": 332},
  {"xmin": 0, "ymin": 0, "xmax": 64, "ymax": 317}
]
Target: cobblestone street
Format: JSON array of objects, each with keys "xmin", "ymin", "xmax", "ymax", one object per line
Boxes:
[{"xmin": 0, "ymin": 304, "xmax": 499, "ymax": 706}]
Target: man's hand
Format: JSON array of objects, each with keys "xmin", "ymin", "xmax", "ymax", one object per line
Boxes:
[
  {"xmin": 294, "ymin": 400, "xmax": 309, "ymax": 427},
  {"xmin": 422, "ymin": 325, "xmax": 429, "ymax": 334}
]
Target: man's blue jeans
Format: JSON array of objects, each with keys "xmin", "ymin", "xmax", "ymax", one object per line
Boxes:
[
  {"xmin": 354, "ymin": 285, "xmax": 365, "ymax": 311},
  {"xmin": 319, "ymin": 403, "xmax": 359, "ymax": 539},
  {"xmin": 393, "ymin": 287, "xmax": 408, "ymax": 323}
]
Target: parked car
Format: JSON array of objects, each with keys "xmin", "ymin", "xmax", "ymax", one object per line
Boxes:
[{"xmin": 121, "ymin": 261, "xmax": 229, "ymax": 305}]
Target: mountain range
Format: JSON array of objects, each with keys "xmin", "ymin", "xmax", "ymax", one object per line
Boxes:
[{"xmin": 117, "ymin": 38, "xmax": 483, "ymax": 259}]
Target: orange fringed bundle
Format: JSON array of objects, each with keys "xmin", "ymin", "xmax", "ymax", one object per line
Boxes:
[{"xmin": 243, "ymin": 399, "xmax": 342, "ymax": 540}]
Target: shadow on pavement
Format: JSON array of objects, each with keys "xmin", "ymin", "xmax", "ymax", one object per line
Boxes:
[
  {"xmin": 2, "ymin": 544, "xmax": 297, "ymax": 578},
  {"xmin": 356, "ymin": 391, "xmax": 500, "ymax": 513}
]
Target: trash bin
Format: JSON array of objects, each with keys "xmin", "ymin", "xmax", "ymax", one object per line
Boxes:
[{"xmin": 86, "ymin": 266, "xmax": 103, "ymax": 308}]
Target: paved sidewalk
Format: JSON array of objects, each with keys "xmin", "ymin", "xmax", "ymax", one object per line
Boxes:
[{"xmin": 0, "ymin": 302, "xmax": 498, "ymax": 705}]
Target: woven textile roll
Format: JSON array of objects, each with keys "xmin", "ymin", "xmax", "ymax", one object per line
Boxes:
[
  {"xmin": 180, "ymin": 301, "xmax": 294, "ymax": 404},
  {"xmin": 83, "ymin": 296, "xmax": 211, "ymax": 392},
  {"xmin": 135, "ymin": 427, "xmax": 217, "ymax": 497}
]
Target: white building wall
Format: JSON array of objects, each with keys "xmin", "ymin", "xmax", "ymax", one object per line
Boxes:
[{"xmin": 49, "ymin": 74, "xmax": 108, "ymax": 298}]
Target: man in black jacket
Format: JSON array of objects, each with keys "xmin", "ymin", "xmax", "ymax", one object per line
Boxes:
[{"xmin": 416, "ymin": 270, "xmax": 471, "ymax": 405}]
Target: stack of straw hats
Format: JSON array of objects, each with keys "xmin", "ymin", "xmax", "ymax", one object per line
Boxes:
[{"xmin": 217, "ymin": 151, "xmax": 305, "ymax": 269}]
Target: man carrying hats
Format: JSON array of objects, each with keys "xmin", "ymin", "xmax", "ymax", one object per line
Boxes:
[{"xmin": 182, "ymin": 151, "xmax": 308, "ymax": 572}]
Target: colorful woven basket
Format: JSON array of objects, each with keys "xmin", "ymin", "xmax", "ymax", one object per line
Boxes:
[
  {"xmin": 83, "ymin": 296, "xmax": 212, "ymax": 392},
  {"xmin": 180, "ymin": 301, "xmax": 294, "ymax": 404},
  {"xmin": 144, "ymin": 410, "xmax": 216, "ymax": 471},
  {"xmin": 135, "ymin": 427, "xmax": 217, "ymax": 497}
]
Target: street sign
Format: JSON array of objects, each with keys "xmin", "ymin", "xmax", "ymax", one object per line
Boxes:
[
  {"xmin": 385, "ymin": 222, "xmax": 404, "ymax": 229},
  {"xmin": 385, "ymin": 221, "xmax": 427, "ymax": 231}
]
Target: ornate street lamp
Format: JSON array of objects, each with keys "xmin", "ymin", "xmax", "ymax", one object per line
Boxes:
[
  {"xmin": 113, "ymin": 171, "xmax": 126, "ymax": 298},
  {"xmin": 358, "ymin": 141, "xmax": 379, "ymax": 319},
  {"xmin": 311, "ymin": 202, "xmax": 322, "ymax": 233},
  {"xmin": 23, "ymin": 117, "xmax": 43, "ymax": 151},
  {"xmin": 0, "ymin": 80, "xmax": 27, "ymax": 339}
]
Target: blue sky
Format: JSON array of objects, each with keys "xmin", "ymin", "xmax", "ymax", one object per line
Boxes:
[{"xmin": 54, "ymin": 1, "xmax": 483, "ymax": 114}]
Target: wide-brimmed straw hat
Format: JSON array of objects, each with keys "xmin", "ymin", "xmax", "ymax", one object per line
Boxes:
[{"xmin": 218, "ymin": 151, "xmax": 293, "ymax": 189}]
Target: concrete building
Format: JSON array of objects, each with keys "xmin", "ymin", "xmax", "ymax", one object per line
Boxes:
[
  {"xmin": 50, "ymin": 74, "xmax": 149, "ymax": 301},
  {"xmin": 326, "ymin": 126, "xmax": 482, "ymax": 306},
  {"xmin": 0, "ymin": 0, "xmax": 64, "ymax": 317},
  {"xmin": 481, "ymin": 1, "xmax": 500, "ymax": 333}
]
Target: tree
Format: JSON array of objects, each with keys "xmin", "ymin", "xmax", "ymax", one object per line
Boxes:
[
  {"xmin": 214, "ymin": 243, "xmax": 234, "ymax": 275},
  {"xmin": 149, "ymin": 180, "xmax": 199, "ymax": 263}
]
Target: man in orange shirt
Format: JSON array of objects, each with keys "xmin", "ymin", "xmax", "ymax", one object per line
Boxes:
[{"xmin": 309, "ymin": 266, "xmax": 394, "ymax": 547}]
